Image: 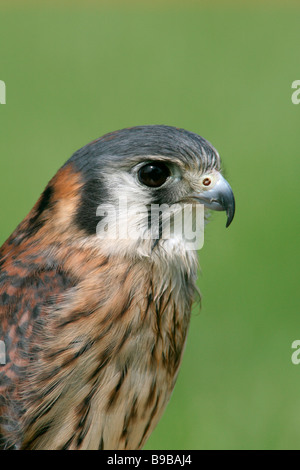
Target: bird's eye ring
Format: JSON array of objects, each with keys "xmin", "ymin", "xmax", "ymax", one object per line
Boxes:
[
  {"xmin": 202, "ymin": 177, "xmax": 211, "ymax": 187},
  {"xmin": 138, "ymin": 162, "xmax": 171, "ymax": 188}
]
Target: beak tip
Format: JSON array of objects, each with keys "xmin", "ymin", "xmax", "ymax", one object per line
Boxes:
[{"xmin": 225, "ymin": 203, "xmax": 235, "ymax": 228}]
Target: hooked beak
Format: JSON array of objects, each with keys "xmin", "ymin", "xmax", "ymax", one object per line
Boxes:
[{"xmin": 191, "ymin": 173, "xmax": 235, "ymax": 228}]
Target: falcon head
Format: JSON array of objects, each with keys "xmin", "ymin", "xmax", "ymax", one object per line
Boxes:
[{"xmin": 66, "ymin": 125, "xmax": 235, "ymax": 258}]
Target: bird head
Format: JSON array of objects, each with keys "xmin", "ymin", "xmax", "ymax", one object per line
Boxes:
[{"xmin": 51, "ymin": 125, "xmax": 235, "ymax": 260}]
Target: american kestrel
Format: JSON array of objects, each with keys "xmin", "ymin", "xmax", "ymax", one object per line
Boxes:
[{"xmin": 0, "ymin": 125, "xmax": 235, "ymax": 449}]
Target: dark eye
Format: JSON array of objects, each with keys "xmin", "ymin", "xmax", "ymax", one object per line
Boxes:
[{"xmin": 138, "ymin": 162, "xmax": 171, "ymax": 188}]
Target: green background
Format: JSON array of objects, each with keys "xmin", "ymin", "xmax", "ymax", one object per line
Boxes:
[{"xmin": 0, "ymin": 1, "xmax": 299, "ymax": 450}]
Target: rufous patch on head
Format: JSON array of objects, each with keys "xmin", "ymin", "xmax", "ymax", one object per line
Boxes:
[
  {"xmin": 50, "ymin": 164, "xmax": 83, "ymax": 230},
  {"xmin": 51, "ymin": 164, "xmax": 83, "ymax": 200}
]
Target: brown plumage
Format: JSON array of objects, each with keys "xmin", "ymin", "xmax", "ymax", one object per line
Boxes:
[{"xmin": 0, "ymin": 125, "xmax": 235, "ymax": 449}]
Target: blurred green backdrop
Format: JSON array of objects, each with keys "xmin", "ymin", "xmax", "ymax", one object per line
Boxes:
[{"xmin": 0, "ymin": 1, "xmax": 299, "ymax": 450}]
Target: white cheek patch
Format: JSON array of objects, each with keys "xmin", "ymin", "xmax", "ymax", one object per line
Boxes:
[
  {"xmin": 96, "ymin": 172, "xmax": 152, "ymax": 242},
  {"xmin": 93, "ymin": 169, "xmax": 205, "ymax": 262},
  {"xmin": 96, "ymin": 197, "xmax": 150, "ymax": 241}
]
